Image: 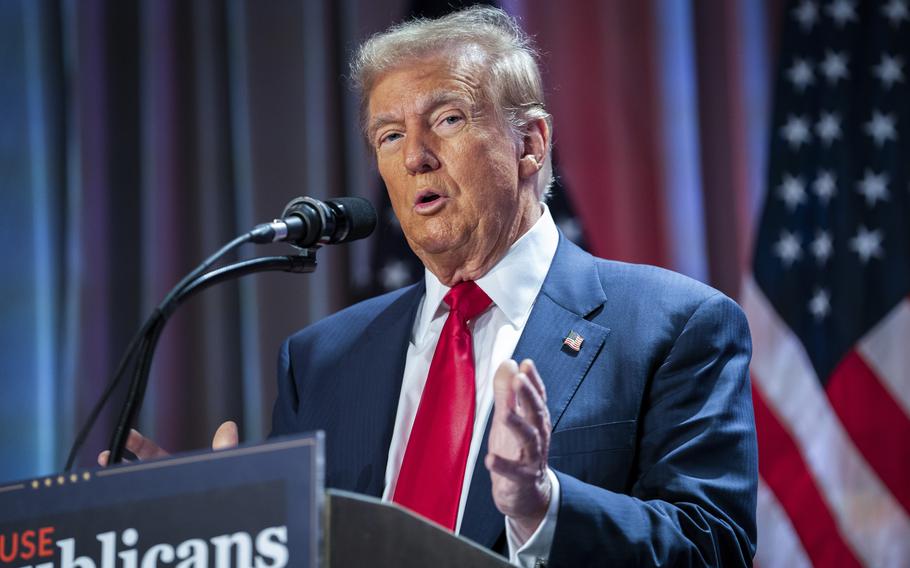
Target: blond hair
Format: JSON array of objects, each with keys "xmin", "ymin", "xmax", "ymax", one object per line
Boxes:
[{"xmin": 351, "ymin": 6, "xmax": 554, "ymax": 198}]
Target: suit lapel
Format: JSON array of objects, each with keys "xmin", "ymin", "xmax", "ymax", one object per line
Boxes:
[
  {"xmin": 330, "ymin": 281, "xmax": 424, "ymax": 498},
  {"xmin": 461, "ymin": 236, "xmax": 610, "ymax": 548}
]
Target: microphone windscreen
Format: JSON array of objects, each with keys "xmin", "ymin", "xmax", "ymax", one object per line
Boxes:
[{"xmin": 332, "ymin": 197, "xmax": 377, "ymax": 242}]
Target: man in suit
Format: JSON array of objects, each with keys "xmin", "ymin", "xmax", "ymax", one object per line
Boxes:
[{"xmin": 113, "ymin": 7, "xmax": 757, "ymax": 566}]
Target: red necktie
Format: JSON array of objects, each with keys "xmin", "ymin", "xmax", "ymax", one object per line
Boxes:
[{"xmin": 393, "ymin": 281, "xmax": 492, "ymax": 529}]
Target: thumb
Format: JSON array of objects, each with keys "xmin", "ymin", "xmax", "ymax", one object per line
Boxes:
[
  {"xmin": 492, "ymin": 359, "xmax": 519, "ymax": 415},
  {"xmin": 212, "ymin": 420, "xmax": 239, "ymax": 450}
]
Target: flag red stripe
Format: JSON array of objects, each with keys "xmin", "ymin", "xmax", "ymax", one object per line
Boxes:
[
  {"xmin": 826, "ymin": 350, "xmax": 910, "ymax": 515},
  {"xmin": 752, "ymin": 379, "xmax": 863, "ymax": 567}
]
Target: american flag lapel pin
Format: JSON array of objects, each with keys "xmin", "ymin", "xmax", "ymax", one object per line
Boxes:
[{"xmin": 563, "ymin": 330, "xmax": 584, "ymax": 352}]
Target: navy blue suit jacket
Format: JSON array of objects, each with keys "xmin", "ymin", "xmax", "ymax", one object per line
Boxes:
[{"xmin": 272, "ymin": 235, "xmax": 757, "ymax": 566}]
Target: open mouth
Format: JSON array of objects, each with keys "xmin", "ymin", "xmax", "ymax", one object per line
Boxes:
[
  {"xmin": 413, "ymin": 189, "xmax": 449, "ymax": 214},
  {"xmin": 417, "ymin": 191, "xmax": 442, "ymax": 205}
]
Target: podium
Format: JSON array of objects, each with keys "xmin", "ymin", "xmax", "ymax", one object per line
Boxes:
[{"xmin": 0, "ymin": 433, "xmax": 508, "ymax": 567}]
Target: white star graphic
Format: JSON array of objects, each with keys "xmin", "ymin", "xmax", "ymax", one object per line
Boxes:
[
  {"xmin": 873, "ymin": 54, "xmax": 904, "ymax": 89},
  {"xmin": 557, "ymin": 217, "xmax": 582, "ymax": 243},
  {"xmin": 864, "ymin": 111, "xmax": 897, "ymax": 146},
  {"xmin": 781, "ymin": 115, "xmax": 812, "ymax": 149},
  {"xmin": 813, "ymin": 170, "xmax": 837, "ymax": 204},
  {"xmin": 794, "ymin": 0, "xmax": 820, "ymax": 30},
  {"xmin": 808, "ymin": 288, "xmax": 831, "ymax": 320},
  {"xmin": 811, "ymin": 230, "xmax": 833, "ymax": 264},
  {"xmin": 882, "ymin": 0, "xmax": 909, "ymax": 26},
  {"xmin": 820, "ymin": 51, "xmax": 849, "ymax": 84},
  {"xmin": 815, "ymin": 112, "xmax": 841, "ymax": 145},
  {"xmin": 849, "ymin": 226, "xmax": 884, "ymax": 263},
  {"xmin": 380, "ymin": 260, "xmax": 412, "ymax": 290},
  {"xmin": 778, "ymin": 175, "xmax": 808, "ymax": 211},
  {"xmin": 788, "ymin": 58, "xmax": 815, "ymax": 91},
  {"xmin": 774, "ymin": 231, "xmax": 803, "ymax": 267},
  {"xmin": 826, "ymin": 0, "xmax": 858, "ymax": 26},
  {"xmin": 857, "ymin": 170, "xmax": 890, "ymax": 206}
]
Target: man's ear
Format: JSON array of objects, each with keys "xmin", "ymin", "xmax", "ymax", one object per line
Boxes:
[{"xmin": 518, "ymin": 117, "xmax": 550, "ymax": 180}]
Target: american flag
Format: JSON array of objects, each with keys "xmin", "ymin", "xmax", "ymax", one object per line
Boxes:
[
  {"xmin": 562, "ymin": 330, "xmax": 584, "ymax": 352},
  {"xmin": 744, "ymin": 1, "xmax": 910, "ymax": 566}
]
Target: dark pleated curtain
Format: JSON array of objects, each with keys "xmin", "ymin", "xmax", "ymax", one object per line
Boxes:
[{"xmin": 0, "ymin": 0, "xmax": 375, "ymax": 478}]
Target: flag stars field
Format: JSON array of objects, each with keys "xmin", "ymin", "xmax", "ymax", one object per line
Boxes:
[
  {"xmin": 811, "ymin": 231, "xmax": 833, "ymax": 264},
  {"xmin": 815, "ymin": 113, "xmax": 842, "ymax": 144},
  {"xmin": 857, "ymin": 170, "xmax": 890, "ymax": 207},
  {"xmin": 881, "ymin": 0, "xmax": 909, "ymax": 27},
  {"xmin": 789, "ymin": 58, "xmax": 816, "ymax": 91},
  {"xmin": 826, "ymin": 0, "xmax": 858, "ymax": 27},
  {"xmin": 821, "ymin": 51, "xmax": 849, "ymax": 83},
  {"xmin": 794, "ymin": 0, "xmax": 820, "ymax": 31},
  {"xmin": 813, "ymin": 171, "xmax": 837, "ymax": 203},
  {"xmin": 808, "ymin": 288, "xmax": 831, "ymax": 320},
  {"xmin": 774, "ymin": 231, "xmax": 803, "ymax": 267},
  {"xmin": 864, "ymin": 111, "xmax": 897, "ymax": 146},
  {"xmin": 849, "ymin": 226, "xmax": 884, "ymax": 263},
  {"xmin": 873, "ymin": 54, "xmax": 904, "ymax": 88},
  {"xmin": 782, "ymin": 115, "xmax": 812, "ymax": 149},
  {"xmin": 779, "ymin": 175, "xmax": 808, "ymax": 211}
]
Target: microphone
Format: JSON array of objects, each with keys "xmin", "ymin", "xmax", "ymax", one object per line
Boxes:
[{"xmin": 251, "ymin": 196, "xmax": 377, "ymax": 248}]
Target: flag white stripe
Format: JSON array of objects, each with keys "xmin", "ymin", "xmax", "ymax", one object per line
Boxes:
[
  {"xmin": 857, "ymin": 298, "xmax": 910, "ymax": 419},
  {"xmin": 755, "ymin": 477, "xmax": 812, "ymax": 568},
  {"xmin": 743, "ymin": 276, "xmax": 910, "ymax": 567}
]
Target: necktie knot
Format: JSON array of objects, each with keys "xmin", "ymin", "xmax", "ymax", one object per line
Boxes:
[{"xmin": 444, "ymin": 281, "xmax": 492, "ymax": 322}]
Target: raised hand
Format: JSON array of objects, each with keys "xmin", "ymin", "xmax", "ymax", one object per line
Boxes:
[{"xmin": 485, "ymin": 359, "xmax": 552, "ymax": 542}]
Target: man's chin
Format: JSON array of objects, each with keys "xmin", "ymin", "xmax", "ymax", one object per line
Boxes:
[{"xmin": 406, "ymin": 231, "xmax": 472, "ymax": 263}]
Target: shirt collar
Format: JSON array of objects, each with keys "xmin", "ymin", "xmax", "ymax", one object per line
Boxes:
[{"xmin": 412, "ymin": 204, "xmax": 560, "ymax": 345}]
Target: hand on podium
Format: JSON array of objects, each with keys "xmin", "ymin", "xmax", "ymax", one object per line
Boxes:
[{"xmin": 97, "ymin": 420, "xmax": 239, "ymax": 465}]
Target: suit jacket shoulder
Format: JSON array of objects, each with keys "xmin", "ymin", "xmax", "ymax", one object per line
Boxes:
[{"xmin": 534, "ymin": 239, "xmax": 756, "ymax": 567}]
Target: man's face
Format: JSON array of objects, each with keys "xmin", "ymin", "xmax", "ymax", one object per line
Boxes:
[{"xmin": 367, "ymin": 54, "xmax": 541, "ymax": 283}]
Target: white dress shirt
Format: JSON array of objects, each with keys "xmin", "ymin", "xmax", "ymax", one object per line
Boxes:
[{"xmin": 382, "ymin": 205, "xmax": 561, "ymax": 567}]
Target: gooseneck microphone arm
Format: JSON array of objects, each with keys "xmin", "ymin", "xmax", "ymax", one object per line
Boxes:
[
  {"xmin": 64, "ymin": 196, "xmax": 377, "ymax": 471},
  {"xmin": 105, "ymin": 252, "xmax": 317, "ymax": 466}
]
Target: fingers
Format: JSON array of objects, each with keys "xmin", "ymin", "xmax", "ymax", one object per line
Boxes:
[
  {"xmin": 505, "ymin": 410, "xmax": 543, "ymax": 462},
  {"xmin": 493, "ymin": 359, "xmax": 520, "ymax": 414},
  {"xmin": 514, "ymin": 372, "xmax": 548, "ymax": 429},
  {"xmin": 126, "ymin": 429, "xmax": 170, "ymax": 460},
  {"xmin": 519, "ymin": 359, "xmax": 547, "ymax": 403},
  {"xmin": 485, "ymin": 452, "xmax": 544, "ymax": 482},
  {"xmin": 212, "ymin": 420, "xmax": 240, "ymax": 450},
  {"xmin": 97, "ymin": 422, "xmax": 237, "ymax": 467},
  {"xmin": 488, "ymin": 358, "xmax": 551, "ymax": 467},
  {"xmin": 97, "ymin": 429, "xmax": 165, "ymax": 466},
  {"xmin": 97, "ymin": 451, "xmax": 136, "ymax": 466}
]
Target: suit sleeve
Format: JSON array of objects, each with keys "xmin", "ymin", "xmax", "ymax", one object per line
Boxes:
[{"xmin": 548, "ymin": 293, "xmax": 758, "ymax": 567}]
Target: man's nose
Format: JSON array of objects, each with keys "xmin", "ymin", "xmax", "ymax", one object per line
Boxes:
[{"xmin": 403, "ymin": 131, "xmax": 440, "ymax": 174}]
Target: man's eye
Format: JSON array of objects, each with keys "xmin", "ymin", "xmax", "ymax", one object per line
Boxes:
[
  {"xmin": 442, "ymin": 115, "xmax": 463, "ymax": 126},
  {"xmin": 379, "ymin": 132, "xmax": 402, "ymax": 146}
]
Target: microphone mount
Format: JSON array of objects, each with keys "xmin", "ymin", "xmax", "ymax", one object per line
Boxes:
[{"xmin": 64, "ymin": 195, "xmax": 375, "ymax": 470}]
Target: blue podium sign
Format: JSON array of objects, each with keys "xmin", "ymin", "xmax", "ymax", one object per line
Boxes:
[{"xmin": 0, "ymin": 433, "xmax": 323, "ymax": 568}]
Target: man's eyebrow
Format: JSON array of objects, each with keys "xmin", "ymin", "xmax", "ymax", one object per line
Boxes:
[{"xmin": 368, "ymin": 90, "xmax": 474, "ymax": 139}]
